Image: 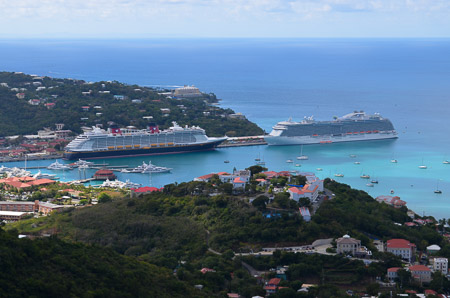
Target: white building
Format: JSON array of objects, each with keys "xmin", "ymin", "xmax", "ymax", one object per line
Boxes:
[
  {"xmin": 386, "ymin": 239, "xmax": 416, "ymax": 262},
  {"xmin": 173, "ymin": 85, "xmax": 202, "ymax": 98},
  {"xmin": 432, "ymin": 258, "xmax": 448, "ymax": 275},
  {"xmin": 299, "ymin": 207, "xmax": 311, "ymax": 222}
]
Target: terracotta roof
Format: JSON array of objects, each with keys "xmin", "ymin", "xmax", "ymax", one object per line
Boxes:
[
  {"xmin": 409, "ymin": 265, "xmax": 430, "ymax": 272},
  {"xmin": 94, "ymin": 169, "xmax": 114, "ymax": 175},
  {"xmin": 29, "ymin": 179, "xmax": 56, "ymax": 186},
  {"xmin": 5, "ymin": 181, "xmax": 32, "ymax": 189},
  {"xmin": 387, "ymin": 239, "xmax": 416, "ymax": 249},
  {"xmin": 196, "ymin": 173, "xmax": 215, "ymax": 180},
  {"xmin": 388, "ymin": 267, "xmax": 401, "ymax": 273},
  {"xmin": 132, "ymin": 187, "xmax": 160, "ymax": 193},
  {"xmin": 233, "ymin": 177, "xmax": 246, "ymax": 183},
  {"xmin": 268, "ymin": 278, "xmax": 281, "ymax": 286}
]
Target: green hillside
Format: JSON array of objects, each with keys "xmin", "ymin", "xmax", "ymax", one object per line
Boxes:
[{"xmin": 0, "ymin": 72, "xmax": 263, "ymax": 137}]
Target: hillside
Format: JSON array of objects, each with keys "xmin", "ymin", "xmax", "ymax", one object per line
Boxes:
[
  {"xmin": 0, "ymin": 228, "xmax": 205, "ymax": 298},
  {"xmin": 8, "ymin": 180, "xmax": 450, "ymax": 296},
  {"xmin": 0, "ymin": 71, "xmax": 263, "ymax": 137}
]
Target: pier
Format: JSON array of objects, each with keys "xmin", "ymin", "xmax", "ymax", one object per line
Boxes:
[{"xmin": 218, "ymin": 136, "xmax": 267, "ymax": 148}]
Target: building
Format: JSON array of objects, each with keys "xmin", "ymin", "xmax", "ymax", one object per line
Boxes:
[
  {"xmin": 93, "ymin": 169, "xmax": 117, "ymax": 180},
  {"xmin": 173, "ymin": 85, "xmax": 202, "ymax": 98},
  {"xmin": 432, "ymin": 258, "xmax": 448, "ymax": 275},
  {"xmin": 113, "ymin": 95, "xmax": 126, "ymax": 100},
  {"xmin": 387, "ymin": 267, "xmax": 401, "ymax": 281},
  {"xmin": 38, "ymin": 202, "xmax": 64, "ymax": 215},
  {"xmin": 28, "ymin": 99, "xmax": 41, "ymax": 105},
  {"xmin": 408, "ymin": 265, "xmax": 431, "ymax": 284},
  {"xmin": 336, "ymin": 235, "xmax": 361, "ymax": 255},
  {"xmin": 264, "ymin": 278, "xmax": 281, "ymax": 295},
  {"xmin": 0, "ymin": 201, "xmax": 38, "ymax": 212},
  {"xmin": 131, "ymin": 187, "xmax": 161, "ymax": 197},
  {"xmin": 288, "ymin": 184, "xmax": 319, "ymax": 202},
  {"xmin": 298, "ymin": 207, "xmax": 311, "ymax": 222},
  {"xmin": 16, "ymin": 93, "xmax": 25, "ymax": 99},
  {"xmin": 376, "ymin": 195, "xmax": 407, "ymax": 208},
  {"xmin": 426, "ymin": 244, "xmax": 441, "ymax": 254},
  {"xmin": 386, "ymin": 239, "xmax": 416, "ymax": 262},
  {"xmin": 0, "ymin": 211, "xmax": 29, "ymax": 221}
]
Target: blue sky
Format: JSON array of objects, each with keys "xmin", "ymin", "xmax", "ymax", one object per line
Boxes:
[{"xmin": 0, "ymin": 0, "xmax": 449, "ymax": 38}]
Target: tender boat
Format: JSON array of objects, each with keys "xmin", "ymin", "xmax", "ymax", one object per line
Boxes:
[
  {"xmin": 349, "ymin": 154, "xmax": 357, "ymax": 158},
  {"xmin": 360, "ymin": 174, "xmax": 370, "ymax": 179},
  {"xmin": 434, "ymin": 190, "xmax": 442, "ymax": 194},
  {"xmin": 391, "ymin": 159, "xmax": 398, "ymax": 163},
  {"xmin": 370, "ymin": 179, "xmax": 379, "ymax": 184},
  {"xmin": 334, "ymin": 173, "xmax": 344, "ymax": 177},
  {"xmin": 224, "ymin": 160, "xmax": 230, "ymax": 163},
  {"xmin": 316, "ymin": 168, "xmax": 323, "ymax": 171},
  {"xmin": 286, "ymin": 159, "xmax": 293, "ymax": 163},
  {"xmin": 354, "ymin": 161, "xmax": 360, "ymax": 165},
  {"xmin": 295, "ymin": 164, "xmax": 301, "ymax": 167},
  {"xmin": 418, "ymin": 165, "xmax": 427, "ymax": 169},
  {"xmin": 366, "ymin": 183, "xmax": 374, "ymax": 187}
]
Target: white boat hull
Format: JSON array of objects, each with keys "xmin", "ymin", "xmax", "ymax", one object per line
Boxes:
[{"xmin": 265, "ymin": 132, "xmax": 397, "ymax": 146}]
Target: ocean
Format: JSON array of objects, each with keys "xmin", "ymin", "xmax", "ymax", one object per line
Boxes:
[{"xmin": 1, "ymin": 38, "xmax": 450, "ymax": 219}]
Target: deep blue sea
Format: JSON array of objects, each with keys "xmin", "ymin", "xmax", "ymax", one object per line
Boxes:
[{"xmin": 1, "ymin": 38, "xmax": 450, "ymax": 219}]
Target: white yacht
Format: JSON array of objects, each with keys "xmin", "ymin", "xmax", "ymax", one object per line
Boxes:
[
  {"xmin": 141, "ymin": 161, "xmax": 172, "ymax": 173},
  {"xmin": 296, "ymin": 145, "xmax": 309, "ymax": 160},
  {"xmin": 47, "ymin": 160, "xmax": 71, "ymax": 170}
]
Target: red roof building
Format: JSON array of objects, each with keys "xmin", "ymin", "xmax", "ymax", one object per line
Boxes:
[
  {"xmin": 409, "ymin": 265, "xmax": 432, "ymax": 283},
  {"xmin": 386, "ymin": 239, "xmax": 416, "ymax": 262},
  {"xmin": 93, "ymin": 169, "xmax": 116, "ymax": 180}
]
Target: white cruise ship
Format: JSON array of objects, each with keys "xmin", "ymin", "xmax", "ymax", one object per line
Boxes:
[{"xmin": 265, "ymin": 111, "xmax": 397, "ymax": 146}]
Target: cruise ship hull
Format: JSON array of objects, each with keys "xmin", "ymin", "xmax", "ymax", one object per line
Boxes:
[
  {"xmin": 64, "ymin": 140, "xmax": 224, "ymax": 160},
  {"xmin": 265, "ymin": 132, "xmax": 398, "ymax": 146}
]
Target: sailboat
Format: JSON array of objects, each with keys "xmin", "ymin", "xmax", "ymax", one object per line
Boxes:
[
  {"xmin": 256, "ymin": 155, "xmax": 265, "ymax": 165},
  {"xmin": 297, "ymin": 145, "xmax": 308, "ymax": 160},
  {"xmin": 255, "ymin": 153, "xmax": 261, "ymax": 162},
  {"xmin": 434, "ymin": 180, "xmax": 442, "ymax": 194},
  {"xmin": 418, "ymin": 158, "xmax": 427, "ymax": 169}
]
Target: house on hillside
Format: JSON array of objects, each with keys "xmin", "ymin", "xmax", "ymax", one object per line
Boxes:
[
  {"xmin": 386, "ymin": 239, "xmax": 416, "ymax": 263},
  {"xmin": 336, "ymin": 235, "xmax": 361, "ymax": 255}
]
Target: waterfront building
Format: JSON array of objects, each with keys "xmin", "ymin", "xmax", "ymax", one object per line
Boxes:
[
  {"xmin": 0, "ymin": 201, "xmax": 38, "ymax": 212},
  {"xmin": 336, "ymin": 235, "xmax": 361, "ymax": 255},
  {"xmin": 386, "ymin": 239, "xmax": 416, "ymax": 262},
  {"xmin": 376, "ymin": 195, "xmax": 407, "ymax": 208},
  {"xmin": 93, "ymin": 169, "xmax": 117, "ymax": 180},
  {"xmin": 432, "ymin": 258, "xmax": 448, "ymax": 275}
]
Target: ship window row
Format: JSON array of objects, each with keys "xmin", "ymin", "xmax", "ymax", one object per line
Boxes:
[{"xmin": 282, "ymin": 121, "xmax": 394, "ymax": 137}]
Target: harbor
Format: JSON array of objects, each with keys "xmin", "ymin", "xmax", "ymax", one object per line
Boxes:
[{"xmin": 1, "ymin": 139, "xmax": 449, "ymax": 219}]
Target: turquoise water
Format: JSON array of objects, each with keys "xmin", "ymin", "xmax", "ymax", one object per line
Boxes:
[{"xmin": 0, "ymin": 38, "xmax": 449, "ymax": 218}]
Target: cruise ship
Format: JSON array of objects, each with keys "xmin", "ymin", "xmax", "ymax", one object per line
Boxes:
[
  {"xmin": 63, "ymin": 122, "xmax": 227, "ymax": 160},
  {"xmin": 265, "ymin": 111, "xmax": 397, "ymax": 146}
]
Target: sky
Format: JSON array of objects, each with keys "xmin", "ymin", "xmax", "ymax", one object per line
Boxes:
[{"xmin": 0, "ymin": 0, "xmax": 449, "ymax": 38}]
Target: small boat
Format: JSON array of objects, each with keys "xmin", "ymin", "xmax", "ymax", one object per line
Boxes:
[
  {"xmin": 224, "ymin": 160, "xmax": 230, "ymax": 163},
  {"xmin": 74, "ymin": 159, "xmax": 94, "ymax": 167},
  {"xmin": 391, "ymin": 159, "xmax": 398, "ymax": 163},
  {"xmin": 255, "ymin": 153, "xmax": 261, "ymax": 161},
  {"xmin": 443, "ymin": 160, "xmax": 450, "ymax": 164},
  {"xmin": 366, "ymin": 183, "xmax": 374, "ymax": 187},
  {"xmin": 295, "ymin": 164, "xmax": 301, "ymax": 167},
  {"xmin": 419, "ymin": 158, "xmax": 427, "ymax": 169},
  {"xmin": 349, "ymin": 154, "xmax": 357, "ymax": 158},
  {"xmin": 360, "ymin": 174, "xmax": 370, "ymax": 179},
  {"xmin": 316, "ymin": 168, "xmax": 323, "ymax": 171},
  {"xmin": 354, "ymin": 161, "xmax": 360, "ymax": 165},
  {"xmin": 47, "ymin": 160, "xmax": 71, "ymax": 170},
  {"xmin": 286, "ymin": 159, "xmax": 293, "ymax": 163},
  {"xmin": 390, "ymin": 189, "xmax": 395, "ymax": 194},
  {"xmin": 370, "ymin": 179, "xmax": 379, "ymax": 184},
  {"xmin": 435, "ymin": 180, "xmax": 442, "ymax": 194},
  {"xmin": 256, "ymin": 161, "xmax": 266, "ymax": 166},
  {"xmin": 334, "ymin": 173, "xmax": 344, "ymax": 177},
  {"xmin": 296, "ymin": 145, "xmax": 308, "ymax": 160}
]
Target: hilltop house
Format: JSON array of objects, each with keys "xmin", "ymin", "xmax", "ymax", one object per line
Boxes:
[
  {"xmin": 408, "ymin": 265, "xmax": 431, "ymax": 284},
  {"xmin": 432, "ymin": 257, "xmax": 448, "ymax": 275}
]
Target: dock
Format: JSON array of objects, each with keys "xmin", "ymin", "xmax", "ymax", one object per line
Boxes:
[{"xmin": 218, "ymin": 135, "xmax": 267, "ymax": 148}]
